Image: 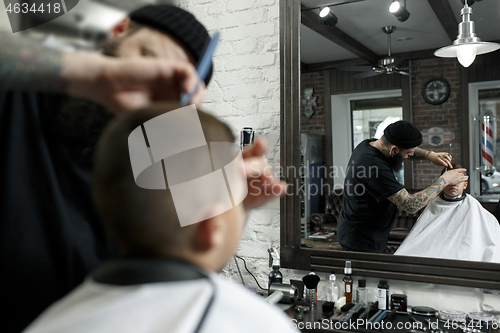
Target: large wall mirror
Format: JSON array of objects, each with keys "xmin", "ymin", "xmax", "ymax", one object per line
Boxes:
[{"xmin": 280, "ymin": 0, "xmax": 500, "ymax": 289}]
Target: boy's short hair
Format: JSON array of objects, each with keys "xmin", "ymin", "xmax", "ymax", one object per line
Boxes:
[
  {"xmin": 92, "ymin": 103, "xmax": 235, "ymax": 256},
  {"xmin": 441, "ymin": 163, "xmax": 468, "ymax": 176}
]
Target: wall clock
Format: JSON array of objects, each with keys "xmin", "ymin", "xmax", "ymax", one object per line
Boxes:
[{"xmin": 422, "ymin": 78, "xmax": 450, "ymax": 105}]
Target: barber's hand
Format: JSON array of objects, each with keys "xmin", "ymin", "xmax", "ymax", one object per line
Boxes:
[
  {"xmin": 242, "ymin": 138, "xmax": 287, "ymax": 210},
  {"xmin": 440, "ymin": 168, "xmax": 468, "ymax": 185},
  {"xmin": 64, "ymin": 53, "xmax": 204, "ymax": 114},
  {"xmin": 428, "ymin": 151, "xmax": 453, "ymax": 169}
]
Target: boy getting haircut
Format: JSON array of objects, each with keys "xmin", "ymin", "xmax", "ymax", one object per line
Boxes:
[
  {"xmin": 24, "ymin": 104, "xmax": 298, "ymax": 333},
  {"xmin": 395, "ymin": 164, "xmax": 500, "ymax": 262}
]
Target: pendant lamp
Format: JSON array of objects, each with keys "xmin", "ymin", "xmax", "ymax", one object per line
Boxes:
[{"xmin": 434, "ymin": 2, "xmax": 500, "ymax": 67}]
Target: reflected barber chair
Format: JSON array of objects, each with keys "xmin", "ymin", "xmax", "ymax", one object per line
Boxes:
[
  {"xmin": 310, "ymin": 189, "xmax": 423, "ymax": 254},
  {"xmin": 310, "ymin": 189, "xmax": 342, "ymax": 234}
]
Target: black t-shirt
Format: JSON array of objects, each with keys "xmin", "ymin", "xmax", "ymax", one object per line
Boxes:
[
  {"xmin": 337, "ymin": 139, "xmax": 404, "ymax": 253},
  {"xmin": 0, "ymin": 91, "xmax": 115, "ymax": 332}
]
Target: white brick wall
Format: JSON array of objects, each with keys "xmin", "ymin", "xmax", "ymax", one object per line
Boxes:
[
  {"xmin": 0, "ymin": 3, "xmax": 11, "ymax": 31},
  {"xmin": 177, "ymin": 1, "xmax": 500, "ymax": 315},
  {"xmin": 177, "ymin": 0, "xmax": 281, "ymax": 290}
]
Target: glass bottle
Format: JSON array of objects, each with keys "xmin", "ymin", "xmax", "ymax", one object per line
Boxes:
[
  {"xmin": 327, "ymin": 270, "xmax": 340, "ymax": 302},
  {"xmin": 356, "ymin": 279, "xmax": 367, "ymax": 304},
  {"xmin": 268, "ymin": 264, "xmax": 283, "ymax": 292},
  {"xmin": 343, "ymin": 261, "xmax": 353, "ymax": 303},
  {"xmin": 377, "ymin": 279, "xmax": 389, "ymax": 310}
]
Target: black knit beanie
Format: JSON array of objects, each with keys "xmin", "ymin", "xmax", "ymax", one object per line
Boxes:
[
  {"xmin": 383, "ymin": 120, "xmax": 422, "ymax": 148},
  {"xmin": 129, "ymin": 5, "xmax": 213, "ymax": 86}
]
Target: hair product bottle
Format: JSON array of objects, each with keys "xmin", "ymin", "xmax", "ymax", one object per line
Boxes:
[
  {"xmin": 268, "ymin": 247, "xmax": 282, "ymax": 292},
  {"xmin": 356, "ymin": 279, "xmax": 367, "ymax": 304},
  {"xmin": 268, "ymin": 264, "xmax": 283, "ymax": 291},
  {"xmin": 327, "ymin": 270, "xmax": 340, "ymax": 302},
  {"xmin": 377, "ymin": 279, "xmax": 390, "ymax": 310},
  {"xmin": 343, "ymin": 261, "xmax": 353, "ymax": 303}
]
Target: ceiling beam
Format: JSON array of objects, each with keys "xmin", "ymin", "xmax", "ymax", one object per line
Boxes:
[
  {"xmin": 395, "ymin": 48, "xmax": 441, "ymax": 62},
  {"xmin": 303, "ymin": 48, "xmax": 439, "ymax": 72},
  {"xmin": 301, "ymin": 5, "xmax": 379, "ymax": 63},
  {"xmin": 303, "ymin": 58, "xmax": 369, "ymax": 72},
  {"xmin": 300, "ymin": 0, "xmax": 367, "ymax": 12},
  {"xmin": 427, "ymin": 0, "xmax": 459, "ymax": 42}
]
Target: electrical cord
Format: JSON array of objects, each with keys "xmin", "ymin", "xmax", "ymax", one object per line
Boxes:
[
  {"xmin": 233, "ymin": 256, "xmax": 245, "ymax": 286},
  {"xmin": 235, "ymin": 255, "xmax": 267, "ymax": 291}
]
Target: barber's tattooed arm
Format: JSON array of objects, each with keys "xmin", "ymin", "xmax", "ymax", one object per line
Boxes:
[
  {"xmin": 409, "ymin": 148, "xmax": 453, "ymax": 168},
  {"xmin": 0, "ymin": 33, "xmax": 204, "ymax": 112},
  {"xmin": 0, "ymin": 34, "xmax": 67, "ymax": 92},
  {"xmin": 408, "ymin": 148, "xmax": 431, "ymax": 160},
  {"xmin": 388, "ymin": 168, "xmax": 468, "ymax": 213},
  {"xmin": 388, "ymin": 178, "xmax": 447, "ymax": 214}
]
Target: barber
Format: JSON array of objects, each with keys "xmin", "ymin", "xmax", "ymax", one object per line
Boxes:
[
  {"xmin": 0, "ymin": 5, "xmax": 210, "ymax": 332},
  {"xmin": 337, "ymin": 120, "xmax": 468, "ymax": 253}
]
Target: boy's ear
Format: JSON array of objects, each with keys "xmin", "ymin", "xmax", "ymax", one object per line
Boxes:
[
  {"xmin": 191, "ymin": 215, "xmax": 225, "ymax": 252},
  {"xmin": 111, "ymin": 17, "xmax": 132, "ymax": 38},
  {"xmin": 464, "ymin": 180, "xmax": 469, "ymax": 190}
]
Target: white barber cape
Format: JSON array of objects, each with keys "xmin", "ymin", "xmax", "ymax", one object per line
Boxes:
[
  {"xmin": 23, "ymin": 261, "xmax": 299, "ymax": 333},
  {"xmin": 395, "ymin": 194, "xmax": 500, "ymax": 263}
]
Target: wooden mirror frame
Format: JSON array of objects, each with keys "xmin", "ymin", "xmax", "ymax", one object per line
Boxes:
[{"xmin": 279, "ymin": 0, "xmax": 500, "ymax": 290}]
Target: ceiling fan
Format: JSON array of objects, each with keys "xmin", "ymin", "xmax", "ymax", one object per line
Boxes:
[{"xmin": 338, "ymin": 26, "xmax": 411, "ymax": 79}]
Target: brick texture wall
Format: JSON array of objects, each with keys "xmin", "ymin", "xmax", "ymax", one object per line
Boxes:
[
  {"xmin": 178, "ymin": 0, "xmax": 281, "ymax": 288},
  {"xmin": 411, "ymin": 58, "xmax": 461, "ymax": 189},
  {"xmin": 301, "ymin": 71, "xmax": 325, "ymax": 135}
]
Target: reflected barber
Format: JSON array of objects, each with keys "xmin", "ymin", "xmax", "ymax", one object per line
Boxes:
[{"xmin": 337, "ymin": 120, "xmax": 468, "ymax": 253}]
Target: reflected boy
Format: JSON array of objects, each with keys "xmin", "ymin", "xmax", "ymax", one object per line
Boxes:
[{"xmin": 395, "ymin": 165, "xmax": 500, "ymax": 263}]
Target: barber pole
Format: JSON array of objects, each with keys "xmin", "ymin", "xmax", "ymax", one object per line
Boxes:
[{"xmin": 480, "ymin": 109, "xmax": 496, "ymax": 176}]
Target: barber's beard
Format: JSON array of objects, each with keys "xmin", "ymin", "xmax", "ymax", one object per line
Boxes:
[{"xmin": 388, "ymin": 153, "xmax": 404, "ymax": 172}]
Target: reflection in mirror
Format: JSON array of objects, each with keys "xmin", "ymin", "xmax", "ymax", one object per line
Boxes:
[
  {"xmin": 469, "ymin": 83, "xmax": 500, "ymax": 199},
  {"xmin": 300, "ymin": 132, "xmax": 325, "ymax": 244},
  {"xmin": 281, "ymin": 0, "xmax": 500, "ymax": 288},
  {"xmin": 298, "ymin": 0, "xmax": 500, "ymax": 264},
  {"xmin": 394, "ymin": 163, "xmax": 500, "ymax": 263},
  {"xmin": 351, "ymin": 97, "xmax": 403, "ymax": 184}
]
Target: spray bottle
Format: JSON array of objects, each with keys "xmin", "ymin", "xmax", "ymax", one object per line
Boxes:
[
  {"xmin": 327, "ymin": 269, "xmax": 340, "ymax": 302},
  {"xmin": 343, "ymin": 261, "xmax": 353, "ymax": 303},
  {"xmin": 268, "ymin": 247, "xmax": 283, "ymax": 292}
]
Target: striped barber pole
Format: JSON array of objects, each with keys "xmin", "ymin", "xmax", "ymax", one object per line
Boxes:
[{"xmin": 481, "ymin": 110, "xmax": 495, "ymax": 172}]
